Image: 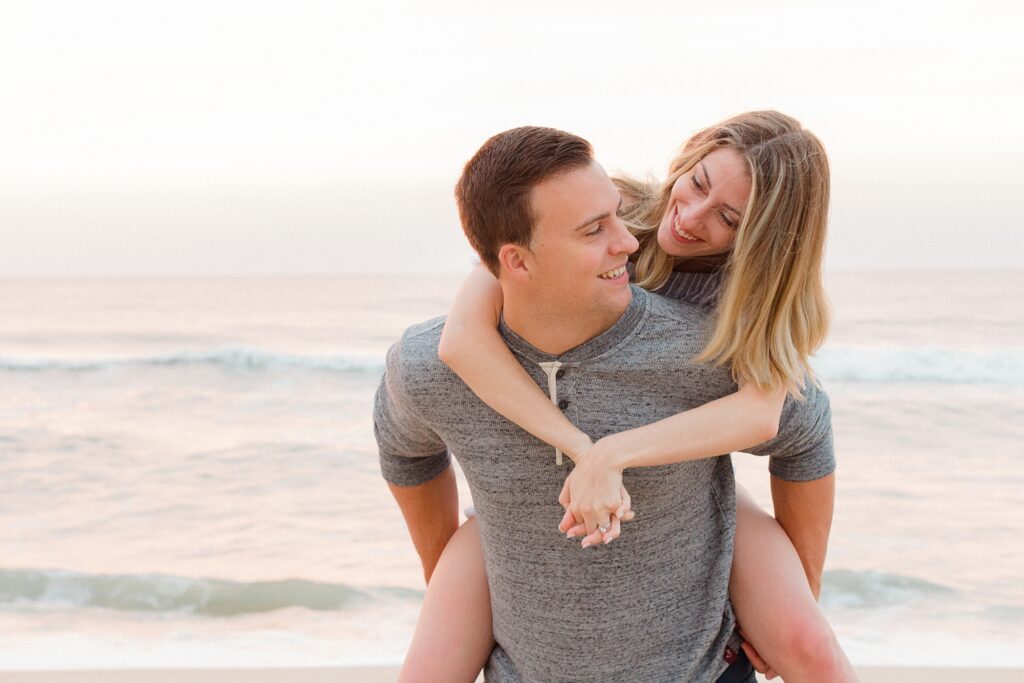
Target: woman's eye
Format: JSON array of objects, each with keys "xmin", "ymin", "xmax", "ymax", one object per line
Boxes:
[
  {"xmin": 586, "ymin": 224, "xmax": 604, "ymax": 237},
  {"xmin": 691, "ymin": 175, "xmax": 703, "ymax": 192},
  {"xmin": 720, "ymin": 212, "xmax": 738, "ymax": 229}
]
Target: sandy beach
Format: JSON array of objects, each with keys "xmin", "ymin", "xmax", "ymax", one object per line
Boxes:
[{"xmin": 2, "ymin": 667, "xmax": 1022, "ymax": 682}]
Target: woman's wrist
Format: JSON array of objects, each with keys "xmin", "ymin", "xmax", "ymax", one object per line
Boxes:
[
  {"xmin": 563, "ymin": 432, "xmax": 594, "ymax": 463},
  {"xmin": 591, "ymin": 434, "xmax": 628, "ymax": 472}
]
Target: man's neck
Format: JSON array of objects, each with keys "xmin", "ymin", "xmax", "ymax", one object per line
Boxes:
[{"xmin": 501, "ymin": 291, "xmax": 632, "ymax": 357}]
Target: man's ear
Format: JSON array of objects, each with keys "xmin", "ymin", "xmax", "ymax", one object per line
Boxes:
[{"xmin": 497, "ymin": 244, "xmax": 531, "ymax": 281}]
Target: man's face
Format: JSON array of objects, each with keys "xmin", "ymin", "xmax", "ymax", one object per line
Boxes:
[{"xmin": 523, "ymin": 161, "xmax": 639, "ymax": 316}]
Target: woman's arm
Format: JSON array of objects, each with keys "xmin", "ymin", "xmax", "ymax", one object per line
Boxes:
[
  {"xmin": 595, "ymin": 381, "xmax": 786, "ymax": 471},
  {"xmin": 561, "ymin": 383, "xmax": 787, "ymax": 540},
  {"xmin": 438, "ymin": 265, "xmax": 593, "ymax": 460}
]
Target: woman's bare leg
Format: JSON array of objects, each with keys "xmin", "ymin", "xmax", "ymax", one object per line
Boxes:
[
  {"xmin": 398, "ymin": 516, "xmax": 494, "ymax": 683},
  {"xmin": 730, "ymin": 484, "xmax": 859, "ymax": 682}
]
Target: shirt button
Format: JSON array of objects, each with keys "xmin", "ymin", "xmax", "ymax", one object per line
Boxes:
[
  {"xmin": 555, "ymin": 369, "xmax": 566, "ymax": 379},
  {"xmin": 558, "ymin": 399, "xmax": 570, "ymax": 410}
]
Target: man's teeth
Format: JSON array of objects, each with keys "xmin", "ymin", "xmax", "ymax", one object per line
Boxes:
[
  {"xmin": 673, "ymin": 213, "xmax": 700, "ymax": 242},
  {"xmin": 599, "ymin": 265, "xmax": 627, "ymax": 280}
]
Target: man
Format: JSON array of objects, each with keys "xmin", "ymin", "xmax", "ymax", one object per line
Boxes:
[{"xmin": 373, "ymin": 127, "xmax": 834, "ymax": 681}]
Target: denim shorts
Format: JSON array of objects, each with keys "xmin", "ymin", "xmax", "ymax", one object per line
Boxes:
[{"xmin": 713, "ymin": 649, "xmax": 756, "ymax": 683}]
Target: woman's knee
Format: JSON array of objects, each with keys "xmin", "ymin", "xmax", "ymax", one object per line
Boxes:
[{"xmin": 776, "ymin": 614, "xmax": 843, "ymax": 677}]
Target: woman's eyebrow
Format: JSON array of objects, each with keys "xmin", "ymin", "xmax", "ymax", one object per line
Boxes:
[{"xmin": 700, "ymin": 162, "xmax": 742, "ymax": 217}]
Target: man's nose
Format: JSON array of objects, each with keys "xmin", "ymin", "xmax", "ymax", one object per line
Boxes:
[{"xmin": 611, "ymin": 217, "xmax": 639, "ymax": 254}]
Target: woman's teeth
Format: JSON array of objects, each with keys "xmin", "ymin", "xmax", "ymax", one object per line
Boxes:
[
  {"xmin": 673, "ymin": 213, "xmax": 700, "ymax": 242},
  {"xmin": 599, "ymin": 265, "xmax": 627, "ymax": 279}
]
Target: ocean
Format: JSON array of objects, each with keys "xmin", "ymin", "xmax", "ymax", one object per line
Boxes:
[{"xmin": 1, "ymin": 272, "xmax": 1022, "ymax": 670}]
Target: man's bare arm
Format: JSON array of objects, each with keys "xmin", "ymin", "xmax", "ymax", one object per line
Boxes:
[
  {"xmin": 388, "ymin": 464, "xmax": 460, "ymax": 584},
  {"xmin": 770, "ymin": 473, "xmax": 835, "ymax": 599}
]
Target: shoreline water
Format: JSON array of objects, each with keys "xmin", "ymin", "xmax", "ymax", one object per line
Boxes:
[{"xmin": 2, "ymin": 273, "xmax": 1022, "ymax": 670}]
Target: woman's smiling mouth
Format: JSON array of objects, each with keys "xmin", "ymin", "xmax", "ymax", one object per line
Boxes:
[{"xmin": 672, "ymin": 208, "xmax": 701, "ymax": 243}]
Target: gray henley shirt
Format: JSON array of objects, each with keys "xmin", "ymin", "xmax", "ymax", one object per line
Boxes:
[{"xmin": 373, "ymin": 286, "xmax": 834, "ymax": 682}]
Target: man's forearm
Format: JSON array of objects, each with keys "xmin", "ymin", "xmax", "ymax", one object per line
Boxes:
[
  {"xmin": 388, "ymin": 464, "xmax": 460, "ymax": 584},
  {"xmin": 770, "ymin": 473, "xmax": 835, "ymax": 599}
]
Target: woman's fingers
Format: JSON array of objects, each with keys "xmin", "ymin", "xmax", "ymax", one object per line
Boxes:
[
  {"xmin": 557, "ymin": 479, "xmax": 570, "ymax": 509},
  {"xmin": 567, "ymin": 512, "xmax": 632, "ymax": 542},
  {"xmin": 565, "ymin": 521, "xmax": 588, "ymax": 538},
  {"xmin": 600, "ymin": 515, "xmax": 621, "ymax": 544},
  {"xmin": 580, "ymin": 511, "xmax": 612, "ymax": 548},
  {"xmin": 615, "ymin": 486, "xmax": 632, "ymax": 520},
  {"xmin": 579, "ymin": 527, "xmax": 605, "ymax": 548},
  {"xmin": 561, "ymin": 483, "xmax": 635, "ymax": 543},
  {"xmin": 582, "ymin": 512, "xmax": 601, "ymax": 536},
  {"xmin": 557, "ymin": 507, "xmax": 578, "ymax": 533}
]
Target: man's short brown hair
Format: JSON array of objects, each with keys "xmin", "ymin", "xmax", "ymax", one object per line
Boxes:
[{"xmin": 455, "ymin": 126, "xmax": 594, "ymax": 275}]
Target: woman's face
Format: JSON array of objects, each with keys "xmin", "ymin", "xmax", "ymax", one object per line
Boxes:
[{"xmin": 656, "ymin": 147, "xmax": 751, "ymax": 259}]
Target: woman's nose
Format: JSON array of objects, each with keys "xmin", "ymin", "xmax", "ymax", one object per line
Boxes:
[{"xmin": 677, "ymin": 202, "xmax": 708, "ymax": 231}]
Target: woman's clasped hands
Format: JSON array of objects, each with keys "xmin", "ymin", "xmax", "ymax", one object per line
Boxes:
[{"xmin": 558, "ymin": 437, "xmax": 636, "ymax": 548}]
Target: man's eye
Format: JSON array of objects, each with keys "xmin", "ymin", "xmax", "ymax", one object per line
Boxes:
[{"xmin": 586, "ymin": 225, "xmax": 604, "ymax": 237}]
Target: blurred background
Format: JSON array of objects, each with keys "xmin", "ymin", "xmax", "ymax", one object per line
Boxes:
[{"xmin": 1, "ymin": 0, "xmax": 1022, "ymax": 671}]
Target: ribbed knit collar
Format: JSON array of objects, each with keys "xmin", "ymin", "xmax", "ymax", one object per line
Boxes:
[
  {"xmin": 655, "ymin": 268, "xmax": 724, "ymax": 310},
  {"xmin": 498, "ymin": 285, "xmax": 649, "ymax": 364}
]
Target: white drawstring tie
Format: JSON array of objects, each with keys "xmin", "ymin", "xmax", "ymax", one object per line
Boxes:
[{"xmin": 538, "ymin": 361, "xmax": 564, "ymax": 465}]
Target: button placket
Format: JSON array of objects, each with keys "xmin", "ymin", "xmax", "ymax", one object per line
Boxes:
[{"xmin": 538, "ymin": 361, "xmax": 565, "ymax": 465}]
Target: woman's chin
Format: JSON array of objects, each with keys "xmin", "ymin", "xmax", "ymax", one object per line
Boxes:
[
  {"xmin": 660, "ymin": 237, "xmax": 701, "ymax": 258},
  {"xmin": 656, "ymin": 229, "xmax": 687, "ymax": 257}
]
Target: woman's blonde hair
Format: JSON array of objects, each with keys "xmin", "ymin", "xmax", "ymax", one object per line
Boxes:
[{"xmin": 616, "ymin": 111, "xmax": 831, "ymax": 398}]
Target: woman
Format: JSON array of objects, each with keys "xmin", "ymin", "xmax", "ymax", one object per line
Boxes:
[{"xmin": 403, "ymin": 111, "xmax": 858, "ymax": 682}]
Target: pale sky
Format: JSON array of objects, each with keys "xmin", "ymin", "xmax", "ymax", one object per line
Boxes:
[{"xmin": 1, "ymin": 0, "xmax": 1022, "ymax": 276}]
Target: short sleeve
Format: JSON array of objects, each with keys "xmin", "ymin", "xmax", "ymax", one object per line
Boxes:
[
  {"xmin": 373, "ymin": 341, "xmax": 450, "ymax": 486},
  {"xmin": 743, "ymin": 381, "xmax": 836, "ymax": 482}
]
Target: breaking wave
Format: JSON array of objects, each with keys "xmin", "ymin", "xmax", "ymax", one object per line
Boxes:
[
  {"xmin": 0, "ymin": 568, "xmax": 419, "ymax": 617},
  {"xmin": 2, "ymin": 345, "xmax": 1022, "ymax": 385},
  {"xmin": 0, "ymin": 348, "xmax": 385, "ymax": 375}
]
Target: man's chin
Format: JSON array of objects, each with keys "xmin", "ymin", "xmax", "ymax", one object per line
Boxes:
[{"xmin": 596, "ymin": 282, "xmax": 633, "ymax": 309}]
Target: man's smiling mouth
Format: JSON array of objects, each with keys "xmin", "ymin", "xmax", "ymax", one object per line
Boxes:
[{"xmin": 598, "ymin": 265, "xmax": 627, "ymax": 279}]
